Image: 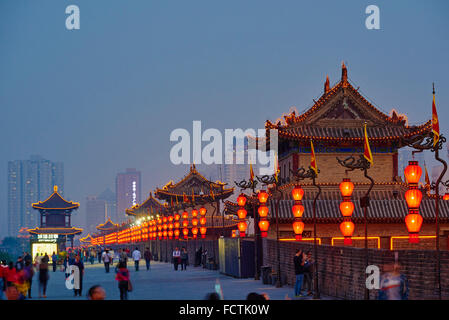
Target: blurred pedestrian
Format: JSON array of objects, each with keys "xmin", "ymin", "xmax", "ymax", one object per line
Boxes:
[
  {"xmin": 102, "ymin": 249, "xmax": 112, "ymax": 273},
  {"xmin": 87, "ymin": 285, "xmax": 106, "ymax": 300},
  {"xmin": 73, "ymin": 255, "xmax": 84, "ymax": 297},
  {"xmin": 132, "ymin": 247, "xmax": 141, "ymax": 271},
  {"xmin": 173, "ymin": 247, "xmax": 181, "ymax": 271},
  {"xmin": 303, "ymin": 251, "xmax": 314, "ymax": 296},
  {"xmin": 38, "ymin": 253, "xmax": 49, "ymax": 298},
  {"xmin": 120, "ymin": 248, "xmax": 128, "ymax": 267},
  {"xmin": 23, "ymin": 260, "xmax": 34, "ymax": 299},
  {"xmin": 51, "ymin": 252, "xmax": 58, "ymax": 272},
  {"xmin": 180, "ymin": 247, "xmax": 188, "ymax": 271},
  {"xmin": 144, "ymin": 247, "xmax": 152, "ymax": 271},
  {"xmin": 5, "ymin": 262, "xmax": 17, "ymax": 287},
  {"xmin": 115, "ymin": 261, "xmax": 130, "ymax": 300},
  {"xmin": 378, "ymin": 263, "xmax": 409, "ymax": 300},
  {"xmin": 293, "ymin": 249, "xmax": 305, "ymax": 297}
]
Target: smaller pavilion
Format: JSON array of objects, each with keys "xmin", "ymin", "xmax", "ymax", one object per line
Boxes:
[{"xmin": 29, "ymin": 186, "xmax": 82, "ymax": 256}]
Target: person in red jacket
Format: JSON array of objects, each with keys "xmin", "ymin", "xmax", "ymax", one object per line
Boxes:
[
  {"xmin": 115, "ymin": 261, "xmax": 130, "ymax": 300},
  {"xmin": 5, "ymin": 262, "xmax": 18, "ymax": 287}
]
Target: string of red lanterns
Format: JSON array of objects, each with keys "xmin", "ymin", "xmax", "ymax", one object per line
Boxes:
[
  {"xmin": 257, "ymin": 190, "xmax": 270, "ymax": 238},
  {"xmin": 339, "ymin": 178, "xmax": 355, "ymax": 245},
  {"xmin": 237, "ymin": 193, "xmax": 248, "ymax": 237},
  {"xmin": 199, "ymin": 206, "xmax": 207, "ymax": 239},
  {"xmin": 182, "ymin": 210, "xmax": 189, "ymax": 239},
  {"xmin": 404, "ymin": 160, "xmax": 423, "ymax": 243},
  {"xmin": 291, "ymin": 185, "xmax": 305, "ymax": 241}
]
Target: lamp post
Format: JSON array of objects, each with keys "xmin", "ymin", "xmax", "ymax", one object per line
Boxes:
[
  {"xmin": 337, "ymin": 154, "xmax": 374, "ymax": 300},
  {"xmin": 403, "ymin": 131, "xmax": 447, "ymax": 300},
  {"xmin": 290, "ymin": 166, "xmax": 321, "ymax": 299}
]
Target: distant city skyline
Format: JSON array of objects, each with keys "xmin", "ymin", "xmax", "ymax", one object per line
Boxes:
[{"xmin": 7, "ymin": 155, "xmax": 64, "ymax": 237}]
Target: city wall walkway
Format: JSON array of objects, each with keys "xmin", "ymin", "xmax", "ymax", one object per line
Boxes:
[{"xmin": 28, "ymin": 260, "xmax": 335, "ymax": 300}]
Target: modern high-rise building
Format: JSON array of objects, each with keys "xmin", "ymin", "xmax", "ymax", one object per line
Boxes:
[
  {"xmin": 98, "ymin": 188, "xmax": 117, "ymax": 222},
  {"xmin": 116, "ymin": 168, "xmax": 141, "ymax": 220},
  {"xmin": 85, "ymin": 195, "xmax": 106, "ymax": 235},
  {"xmin": 7, "ymin": 155, "xmax": 64, "ymax": 236}
]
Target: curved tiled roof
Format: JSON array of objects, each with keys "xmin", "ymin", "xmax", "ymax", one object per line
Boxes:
[
  {"xmin": 267, "ymin": 199, "xmax": 449, "ymax": 223},
  {"xmin": 96, "ymin": 217, "xmax": 119, "ymax": 231},
  {"xmin": 32, "ymin": 186, "xmax": 79, "ymax": 211},
  {"xmin": 265, "ymin": 64, "xmax": 431, "ymax": 145},
  {"xmin": 27, "ymin": 227, "xmax": 83, "ymax": 235}
]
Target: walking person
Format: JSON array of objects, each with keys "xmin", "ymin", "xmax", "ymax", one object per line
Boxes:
[
  {"xmin": 97, "ymin": 248, "xmax": 102, "ymax": 264},
  {"xmin": 102, "ymin": 249, "xmax": 112, "ymax": 273},
  {"xmin": 120, "ymin": 249, "xmax": 128, "ymax": 267},
  {"xmin": 51, "ymin": 252, "xmax": 58, "ymax": 272},
  {"xmin": 180, "ymin": 247, "xmax": 188, "ymax": 271},
  {"xmin": 115, "ymin": 261, "xmax": 131, "ymax": 300},
  {"xmin": 132, "ymin": 247, "xmax": 141, "ymax": 271},
  {"xmin": 38, "ymin": 253, "xmax": 49, "ymax": 298},
  {"xmin": 173, "ymin": 247, "xmax": 181, "ymax": 271},
  {"xmin": 23, "ymin": 260, "xmax": 34, "ymax": 299},
  {"xmin": 293, "ymin": 249, "xmax": 305, "ymax": 297},
  {"xmin": 303, "ymin": 251, "xmax": 314, "ymax": 296},
  {"xmin": 144, "ymin": 247, "xmax": 152, "ymax": 271},
  {"xmin": 378, "ymin": 263, "xmax": 409, "ymax": 300},
  {"xmin": 73, "ymin": 255, "xmax": 84, "ymax": 297}
]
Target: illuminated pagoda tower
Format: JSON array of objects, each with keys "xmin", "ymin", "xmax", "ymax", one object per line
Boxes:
[
  {"xmin": 28, "ymin": 185, "xmax": 82, "ymax": 256},
  {"xmin": 225, "ymin": 64, "xmax": 449, "ymax": 250},
  {"xmin": 154, "ymin": 165, "xmax": 237, "ymax": 239},
  {"xmin": 126, "ymin": 192, "xmax": 168, "ymax": 219},
  {"xmin": 95, "ymin": 217, "xmax": 119, "ymax": 246}
]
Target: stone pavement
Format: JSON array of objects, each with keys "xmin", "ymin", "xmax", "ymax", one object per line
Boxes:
[{"xmin": 28, "ymin": 260, "xmax": 336, "ymax": 300}]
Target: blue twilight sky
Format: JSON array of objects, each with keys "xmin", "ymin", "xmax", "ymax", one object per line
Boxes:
[{"xmin": 1, "ymin": 0, "xmax": 448, "ymax": 237}]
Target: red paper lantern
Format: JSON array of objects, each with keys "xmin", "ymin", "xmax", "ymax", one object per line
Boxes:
[
  {"xmin": 182, "ymin": 211, "xmax": 188, "ymax": 219},
  {"xmin": 182, "ymin": 228, "xmax": 189, "ymax": 238},
  {"xmin": 200, "ymin": 227, "xmax": 207, "ymax": 238},
  {"xmin": 174, "ymin": 229, "xmax": 180, "ymax": 238},
  {"xmin": 339, "ymin": 201, "xmax": 355, "ymax": 217},
  {"xmin": 405, "ymin": 189, "xmax": 422, "ymax": 208},
  {"xmin": 339, "ymin": 178, "xmax": 354, "ymax": 198},
  {"xmin": 292, "ymin": 204, "xmax": 304, "ymax": 218},
  {"xmin": 192, "ymin": 218, "xmax": 198, "ymax": 227},
  {"xmin": 238, "ymin": 221, "xmax": 247, "ymax": 237},
  {"xmin": 168, "ymin": 230, "xmax": 173, "ymax": 239},
  {"xmin": 292, "ymin": 221, "xmax": 304, "ymax": 241},
  {"xmin": 199, "ymin": 207, "xmax": 207, "ymax": 216},
  {"xmin": 237, "ymin": 208, "xmax": 247, "ymax": 219},
  {"xmin": 444, "ymin": 193, "xmax": 449, "ymax": 201},
  {"xmin": 237, "ymin": 193, "xmax": 247, "ymax": 207},
  {"xmin": 191, "ymin": 209, "xmax": 198, "ymax": 217},
  {"xmin": 258, "ymin": 205, "xmax": 269, "ymax": 218},
  {"xmin": 200, "ymin": 217, "xmax": 207, "ymax": 225},
  {"xmin": 258, "ymin": 190, "xmax": 269, "ymax": 204},
  {"xmin": 162, "ymin": 216, "xmax": 167, "ymax": 223},
  {"xmin": 192, "ymin": 227, "xmax": 198, "ymax": 238},
  {"xmin": 405, "ymin": 212, "xmax": 423, "ymax": 243},
  {"xmin": 340, "ymin": 221, "xmax": 354, "ymax": 245},
  {"xmin": 404, "ymin": 161, "xmax": 422, "ymax": 185},
  {"xmin": 259, "ymin": 220, "xmax": 269, "ymax": 237},
  {"xmin": 174, "ymin": 213, "xmax": 181, "ymax": 221},
  {"xmin": 168, "ymin": 215, "xmax": 173, "ymax": 222},
  {"xmin": 292, "ymin": 186, "xmax": 304, "ymax": 201},
  {"xmin": 182, "ymin": 220, "xmax": 188, "ymax": 228}
]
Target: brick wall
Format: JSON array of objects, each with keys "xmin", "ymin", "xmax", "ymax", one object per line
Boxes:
[{"xmin": 263, "ymin": 238, "xmax": 449, "ymax": 299}]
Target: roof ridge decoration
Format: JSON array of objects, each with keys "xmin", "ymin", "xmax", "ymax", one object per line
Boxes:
[
  {"xmin": 31, "ymin": 185, "xmax": 80, "ymax": 210},
  {"xmin": 96, "ymin": 217, "xmax": 119, "ymax": 230},
  {"xmin": 266, "ymin": 63, "xmax": 430, "ymax": 129},
  {"xmin": 155, "ymin": 165, "xmax": 234, "ymax": 204},
  {"xmin": 125, "ymin": 191, "xmax": 168, "ymax": 216}
]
